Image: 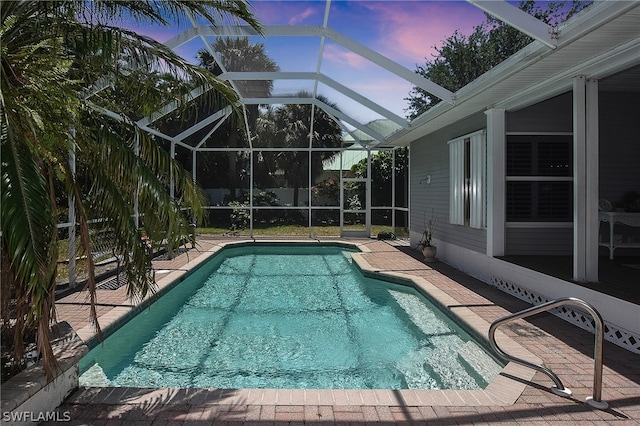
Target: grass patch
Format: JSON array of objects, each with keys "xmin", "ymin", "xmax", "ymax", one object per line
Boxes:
[{"xmin": 197, "ymin": 224, "xmax": 408, "ymax": 238}]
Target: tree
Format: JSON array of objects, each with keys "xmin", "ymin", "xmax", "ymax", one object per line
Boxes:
[
  {"xmin": 351, "ymin": 148, "xmax": 409, "ymax": 207},
  {"xmin": 406, "ymin": 0, "xmax": 592, "ymax": 119},
  {"xmin": 254, "ymin": 93, "xmax": 344, "ymax": 207},
  {"xmin": 1, "ymin": 0, "xmax": 262, "ymax": 379},
  {"xmin": 196, "ymin": 38, "xmax": 279, "ymax": 199}
]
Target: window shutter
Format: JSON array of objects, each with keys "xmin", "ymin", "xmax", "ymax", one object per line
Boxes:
[
  {"xmin": 470, "ymin": 132, "xmax": 486, "ymax": 229},
  {"xmin": 449, "ymin": 138, "xmax": 465, "ymax": 225}
]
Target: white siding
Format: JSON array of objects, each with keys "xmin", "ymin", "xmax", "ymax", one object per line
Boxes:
[{"xmin": 410, "ymin": 113, "xmax": 487, "ymax": 255}]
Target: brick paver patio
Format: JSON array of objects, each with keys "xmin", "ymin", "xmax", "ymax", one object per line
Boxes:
[{"xmin": 48, "ymin": 236, "xmax": 640, "ymax": 424}]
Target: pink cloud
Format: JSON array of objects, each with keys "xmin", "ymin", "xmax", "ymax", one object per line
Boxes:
[
  {"xmin": 289, "ymin": 7, "xmax": 318, "ymax": 25},
  {"xmin": 251, "ymin": 1, "xmax": 323, "ymax": 25},
  {"xmin": 323, "ymin": 44, "xmax": 369, "ymax": 68},
  {"xmin": 360, "ymin": 2, "xmax": 485, "ymax": 66}
]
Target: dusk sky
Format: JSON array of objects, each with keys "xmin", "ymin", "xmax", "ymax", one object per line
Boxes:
[{"xmin": 133, "ymin": 1, "xmax": 491, "ymax": 123}]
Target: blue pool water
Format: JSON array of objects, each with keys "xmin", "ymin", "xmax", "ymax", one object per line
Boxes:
[{"xmin": 79, "ymin": 244, "xmax": 502, "ymax": 389}]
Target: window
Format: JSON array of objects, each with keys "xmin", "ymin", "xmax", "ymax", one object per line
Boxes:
[
  {"xmin": 449, "ymin": 130, "xmax": 486, "ymax": 228},
  {"xmin": 506, "ymin": 134, "xmax": 573, "ymax": 222}
]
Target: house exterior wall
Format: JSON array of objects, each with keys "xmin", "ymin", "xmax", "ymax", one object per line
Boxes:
[
  {"xmin": 410, "ymin": 112, "xmax": 487, "ymax": 254},
  {"xmin": 409, "ymin": 90, "xmax": 640, "ymax": 259},
  {"xmin": 503, "ymin": 89, "xmax": 640, "ymax": 256},
  {"xmin": 404, "ymin": 1, "xmax": 640, "ymax": 347},
  {"xmin": 410, "ymin": 94, "xmax": 580, "ymax": 257},
  {"xmin": 409, "ymin": 86, "xmax": 640, "ymax": 340}
]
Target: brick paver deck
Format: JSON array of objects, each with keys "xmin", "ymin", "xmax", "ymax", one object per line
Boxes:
[{"xmin": 48, "ymin": 237, "xmax": 640, "ymax": 424}]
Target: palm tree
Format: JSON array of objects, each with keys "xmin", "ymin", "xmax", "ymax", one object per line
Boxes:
[
  {"xmin": 196, "ymin": 38, "xmax": 279, "ymax": 200},
  {"xmin": 255, "ymin": 93, "xmax": 344, "ymax": 207},
  {"xmin": 1, "ymin": 0, "xmax": 262, "ymax": 379},
  {"xmin": 350, "ymin": 148, "xmax": 409, "ymax": 207}
]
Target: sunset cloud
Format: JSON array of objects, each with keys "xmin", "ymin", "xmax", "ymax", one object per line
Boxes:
[
  {"xmin": 323, "ymin": 44, "xmax": 370, "ymax": 68},
  {"xmin": 359, "ymin": 1, "xmax": 485, "ymax": 67},
  {"xmin": 289, "ymin": 7, "xmax": 318, "ymax": 25},
  {"xmin": 252, "ymin": 1, "xmax": 324, "ymax": 25}
]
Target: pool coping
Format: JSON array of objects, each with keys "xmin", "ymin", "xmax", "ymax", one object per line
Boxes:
[{"xmin": 72, "ymin": 239, "xmax": 538, "ymax": 407}]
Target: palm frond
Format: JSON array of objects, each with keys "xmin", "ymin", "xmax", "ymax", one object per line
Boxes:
[
  {"xmin": 85, "ymin": 1, "xmax": 263, "ymax": 35},
  {"xmin": 1, "ymin": 108, "xmax": 60, "ymax": 379},
  {"xmin": 1, "ymin": 0, "xmax": 262, "ymax": 381},
  {"xmin": 0, "ymin": 111, "xmax": 56, "ymax": 289}
]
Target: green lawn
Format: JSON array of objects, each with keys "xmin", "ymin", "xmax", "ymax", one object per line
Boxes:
[
  {"xmin": 56, "ymin": 224, "xmax": 408, "ymax": 282},
  {"xmin": 197, "ymin": 224, "xmax": 408, "ymax": 238}
]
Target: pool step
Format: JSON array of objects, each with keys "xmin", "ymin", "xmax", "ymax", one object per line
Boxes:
[
  {"xmin": 430, "ymin": 336, "xmax": 482, "ymax": 389},
  {"xmin": 395, "ymin": 346, "xmax": 440, "ymax": 389},
  {"xmin": 390, "ymin": 289, "xmax": 501, "ymax": 389},
  {"xmin": 389, "ymin": 290, "xmax": 451, "ymax": 336},
  {"xmin": 396, "ymin": 337, "xmax": 483, "ymax": 389},
  {"xmin": 457, "ymin": 341, "xmax": 502, "ymax": 385},
  {"xmin": 79, "ymin": 363, "xmax": 111, "ymax": 387}
]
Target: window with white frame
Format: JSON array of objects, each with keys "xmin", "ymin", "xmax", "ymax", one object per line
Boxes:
[
  {"xmin": 448, "ymin": 130, "xmax": 486, "ymax": 228},
  {"xmin": 505, "ymin": 133, "xmax": 573, "ymax": 222}
]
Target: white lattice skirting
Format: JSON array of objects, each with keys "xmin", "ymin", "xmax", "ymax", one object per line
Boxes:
[{"xmin": 491, "ymin": 276, "xmax": 640, "ymax": 354}]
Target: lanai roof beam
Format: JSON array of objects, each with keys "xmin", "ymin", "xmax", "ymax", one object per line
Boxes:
[
  {"xmin": 219, "ymin": 71, "xmax": 409, "ymax": 128},
  {"xmin": 164, "ymin": 25, "xmax": 455, "ymax": 104},
  {"xmin": 467, "ymin": 0, "xmax": 558, "ymax": 48},
  {"xmin": 174, "ymin": 106, "xmax": 232, "ymax": 143}
]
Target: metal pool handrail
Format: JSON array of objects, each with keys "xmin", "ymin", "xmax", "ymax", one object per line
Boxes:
[{"xmin": 488, "ymin": 297, "xmax": 608, "ymax": 410}]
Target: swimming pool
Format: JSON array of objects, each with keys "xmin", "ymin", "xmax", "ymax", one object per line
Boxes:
[{"xmin": 79, "ymin": 244, "xmax": 502, "ymax": 389}]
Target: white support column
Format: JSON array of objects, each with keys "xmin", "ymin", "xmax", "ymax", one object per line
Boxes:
[
  {"xmin": 586, "ymin": 79, "xmax": 599, "ymax": 281},
  {"xmin": 392, "ymin": 148, "xmax": 396, "ymax": 231},
  {"xmin": 573, "ymin": 76, "xmax": 587, "ymax": 281},
  {"xmin": 134, "ymin": 135, "xmax": 140, "ymax": 229},
  {"xmin": 366, "ymin": 149, "xmax": 372, "ymax": 236},
  {"xmin": 308, "ymin": 147, "xmax": 313, "ymax": 237},
  {"xmin": 170, "ymin": 141, "xmax": 176, "ymax": 199},
  {"xmin": 192, "ymin": 148, "xmax": 197, "ymax": 184},
  {"xmin": 485, "ymin": 108, "xmax": 506, "ymax": 257},
  {"xmin": 192, "ymin": 148, "xmax": 198, "ymax": 227}
]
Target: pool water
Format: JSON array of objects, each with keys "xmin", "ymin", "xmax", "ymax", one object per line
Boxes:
[{"xmin": 79, "ymin": 245, "xmax": 502, "ymax": 389}]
